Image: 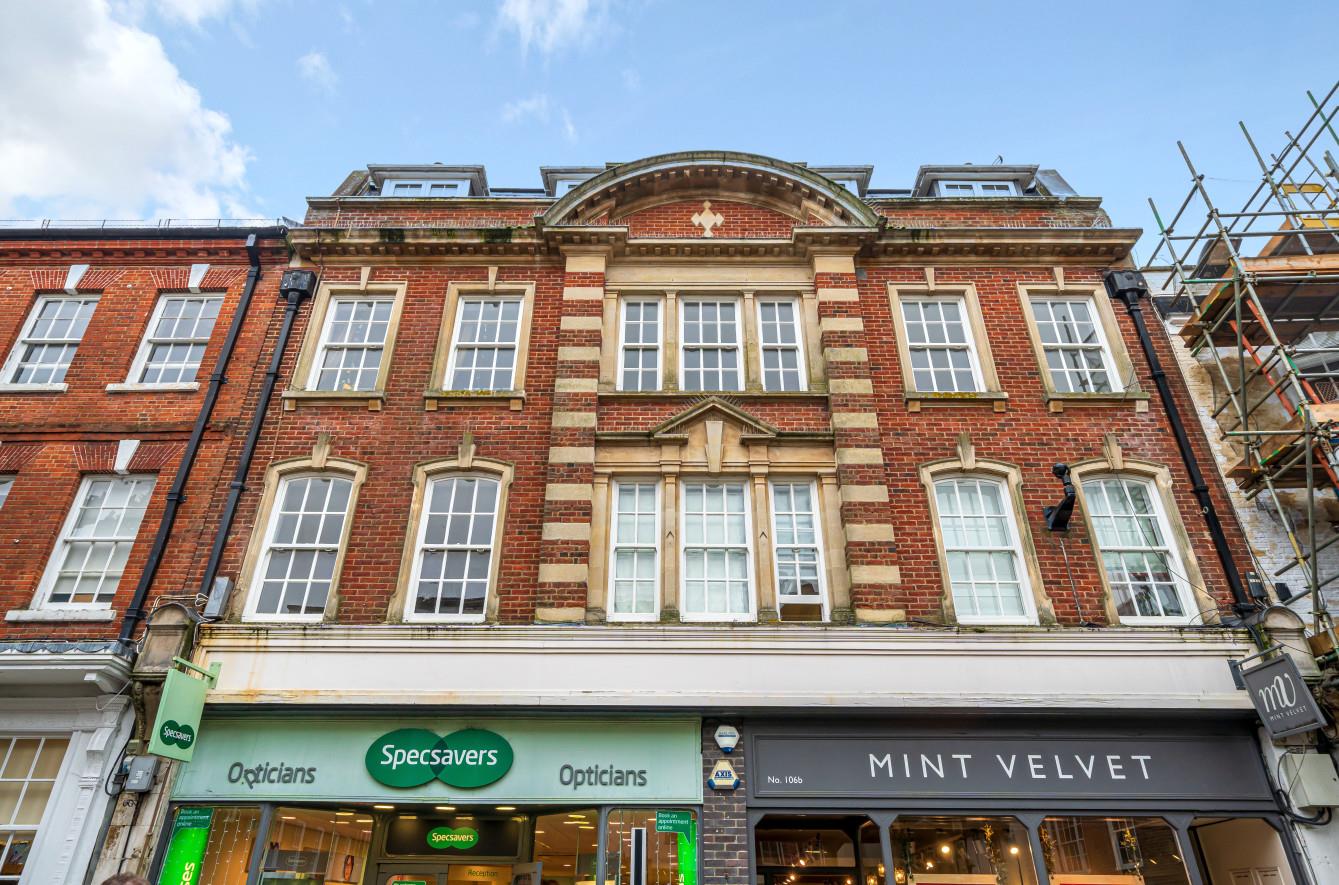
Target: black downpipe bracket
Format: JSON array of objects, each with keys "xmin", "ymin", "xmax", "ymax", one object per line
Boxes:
[
  {"xmin": 197, "ymin": 269, "xmax": 318, "ymax": 600},
  {"xmin": 116, "ymin": 234, "xmax": 268, "ymax": 651},
  {"xmin": 1103, "ymin": 269, "xmax": 1255, "ymax": 617}
]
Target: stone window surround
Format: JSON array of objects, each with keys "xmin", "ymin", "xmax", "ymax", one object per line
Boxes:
[
  {"xmin": 234, "ymin": 455, "xmax": 368, "ymax": 623},
  {"xmin": 918, "ymin": 453, "xmax": 1054, "ymax": 627},
  {"xmin": 598, "ymin": 285, "xmax": 826, "ymax": 395},
  {"xmin": 284, "ymin": 279, "xmax": 408, "ymax": 409},
  {"xmin": 1016, "ymin": 282, "xmax": 1149, "ymax": 412},
  {"xmin": 590, "ymin": 443, "xmax": 848, "ymax": 624},
  {"xmin": 390, "ymin": 454, "xmax": 515, "ymax": 625},
  {"xmin": 1068, "ymin": 454, "xmax": 1216, "ymax": 626},
  {"xmin": 426, "ymin": 280, "xmax": 536, "ymax": 410},
  {"xmin": 887, "ymin": 281, "xmax": 1007, "ymax": 411}
]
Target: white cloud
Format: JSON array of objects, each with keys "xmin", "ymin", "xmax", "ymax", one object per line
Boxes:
[
  {"xmin": 501, "ymin": 93, "xmax": 552, "ymax": 124},
  {"xmin": 561, "ymin": 108, "xmax": 578, "ymax": 143},
  {"xmin": 113, "ymin": 0, "xmax": 257, "ymax": 27},
  {"xmin": 297, "ymin": 50, "xmax": 338, "ymax": 94},
  {"xmin": 0, "ymin": 0, "xmax": 254, "ymax": 219},
  {"xmin": 497, "ymin": 0, "xmax": 609, "ymax": 56}
]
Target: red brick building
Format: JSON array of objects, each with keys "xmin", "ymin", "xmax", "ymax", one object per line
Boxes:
[{"xmin": 2, "ymin": 155, "xmax": 1309, "ymax": 884}]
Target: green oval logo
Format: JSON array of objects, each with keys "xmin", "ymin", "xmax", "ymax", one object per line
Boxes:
[
  {"xmin": 427, "ymin": 826, "xmax": 479, "ymax": 851},
  {"xmin": 366, "ymin": 728, "xmax": 514, "ymax": 789},
  {"xmin": 160, "ymin": 720, "xmax": 195, "ymax": 749}
]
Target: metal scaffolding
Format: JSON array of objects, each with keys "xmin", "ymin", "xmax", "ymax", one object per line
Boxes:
[{"xmin": 1146, "ymin": 82, "xmax": 1339, "ymax": 638}]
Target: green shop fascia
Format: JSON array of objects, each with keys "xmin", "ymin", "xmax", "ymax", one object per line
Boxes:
[{"xmin": 156, "ymin": 715, "xmax": 703, "ymax": 885}]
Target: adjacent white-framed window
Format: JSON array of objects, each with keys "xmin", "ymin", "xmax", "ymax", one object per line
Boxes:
[
  {"xmin": 1, "ymin": 295, "xmax": 99, "ymax": 386},
  {"xmin": 617, "ymin": 299, "xmax": 662, "ymax": 391},
  {"xmin": 126, "ymin": 294, "xmax": 222, "ymax": 385},
  {"xmin": 0, "ymin": 734, "xmax": 69, "ymax": 884},
  {"xmin": 932, "ymin": 475, "xmax": 1037, "ymax": 624},
  {"xmin": 936, "ymin": 180, "xmax": 1019, "ymax": 196},
  {"xmin": 35, "ymin": 475, "xmax": 155, "ymax": 609},
  {"xmin": 769, "ymin": 480, "xmax": 828, "ymax": 618},
  {"xmin": 446, "ymin": 297, "xmax": 523, "ymax": 391},
  {"xmin": 679, "ymin": 298, "xmax": 742, "ymax": 392},
  {"xmin": 680, "ymin": 480, "xmax": 754, "ymax": 620},
  {"xmin": 406, "ymin": 474, "xmax": 500, "ymax": 622},
  {"xmin": 608, "ymin": 480, "xmax": 660, "ymax": 620},
  {"xmin": 757, "ymin": 298, "xmax": 806, "ymax": 392},
  {"xmin": 0, "ymin": 477, "xmax": 11, "ymax": 511},
  {"xmin": 900, "ymin": 296, "xmax": 984, "ymax": 393},
  {"xmin": 1081, "ymin": 475, "xmax": 1194, "ymax": 623},
  {"xmin": 383, "ymin": 179, "xmax": 470, "ymax": 197},
  {"xmin": 1029, "ymin": 296, "xmax": 1120, "ymax": 393},
  {"xmin": 308, "ymin": 296, "xmax": 394, "ymax": 392},
  {"xmin": 245, "ymin": 473, "xmax": 353, "ymax": 621}
]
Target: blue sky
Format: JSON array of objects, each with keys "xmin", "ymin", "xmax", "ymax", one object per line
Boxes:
[{"xmin": 3, "ymin": 0, "xmax": 1335, "ymax": 261}]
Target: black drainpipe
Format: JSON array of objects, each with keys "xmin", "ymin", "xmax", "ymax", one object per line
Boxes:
[
  {"xmin": 197, "ymin": 268, "xmax": 318, "ymax": 600},
  {"xmin": 1104, "ymin": 269, "xmax": 1255, "ymax": 617},
  {"xmin": 116, "ymin": 233, "xmax": 271, "ymax": 651}
]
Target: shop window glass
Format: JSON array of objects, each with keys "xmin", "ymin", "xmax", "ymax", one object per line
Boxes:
[
  {"xmin": 858, "ymin": 821, "xmax": 883, "ymax": 885},
  {"xmin": 1192, "ymin": 817, "xmax": 1293, "ymax": 885},
  {"xmin": 534, "ymin": 809, "xmax": 599, "ymax": 885},
  {"xmin": 0, "ymin": 736, "xmax": 68, "ymax": 884},
  {"xmin": 263, "ymin": 807, "xmax": 372, "ymax": 883},
  {"xmin": 605, "ymin": 808, "xmax": 698, "ymax": 885},
  {"xmin": 1040, "ymin": 817, "xmax": 1188, "ymax": 884},
  {"xmin": 383, "ymin": 811, "xmax": 523, "ymax": 857},
  {"xmin": 755, "ymin": 818, "xmax": 860, "ymax": 885},
  {"xmin": 168, "ymin": 806, "xmax": 261, "ymax": 885},
  {"xmin": 889, "ymin": 816, "xmax": 1036, "ymax": 885}
]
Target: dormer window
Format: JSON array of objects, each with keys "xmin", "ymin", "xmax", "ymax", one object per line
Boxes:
[
  {"xmin": 935, "ymin": 180, "xmax": 1018, "ymax": 197},
  {"xmin": 381, "ymin": 179, "xmax": 471, "ymax": 197}
]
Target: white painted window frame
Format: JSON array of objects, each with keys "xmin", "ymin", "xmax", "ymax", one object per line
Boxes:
[
  {"xmin": 382, "ymin": 178, "xmax": 470, "ymax": 197},
  {"xmin": 0, "ymin": 733, "xmax": 70, "ymax": 883},
  {"xmin": 123, "ymin": 293, "xmax": 223, "ymax": 387},
  {"xmin": 900, "ymin": 294, "xmax": 986, "ymax": 393},
  {"xmin": 0, "ymin": 294, "xmax": 99, "ymax": 388},
  {"xmin": 936, "ymin": 179, "xmax": 1019, "ymax": 196},
  {"xmin": 932, "ymin": 474, "xmax": 1039, "ymax": 625},
  {"xmin": 768, "ymin": 479, "xmax": 829, "ymax": 620},
  {"xmin": 616, "ymin": 297, "xmax": 663, "ymax": 392},
  {"xmin": 1081, "ymin": 474, "xmax": 1196, "ymax": 625},
  {"xmin": 33, "ymin": 474, "xmax": 155, "ymax": 610},
  {"xmin": 679, "ymin": 478, "xmax": 756, "ymax": 622},
  {"xmin": 606, "ymin": 479, "xmax": 661, "ymax": 622},
  {"xmin": 1030, "ymin": 294, "xmax": 1123, "ymax": 394},
  {"xmin": 404, "ymin": 472, "xmax": 501, "ymax": 624},
  {"xmin": 755, "ymin": 296, "xmax": 807, "ymax": 392},
  {"xmin": 444, "ymin": 295, "xmax": 524, "ymax": 392},
  {"xmin": 0, "ymin": 476, "xmax": 11, "ymax": 511},
  {"xmin": 306, "ymin": 294, "xmax": 395, "ymax": 392},
  {"xmin": 678, "ymin": 296, "xmax": 743, "ymax": 393},
  {"xmin": 243, "ymin": 472, "xmax": 354, "ymax": 623}
]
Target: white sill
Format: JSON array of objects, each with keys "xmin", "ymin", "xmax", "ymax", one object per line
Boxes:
[
  {"xmin": 956, "ymin": 617, "xmax": 1041, "ymax": 627},
  {"xmin": 403, "ymin": 615, "xmax": 488, "ymax": 625},
  {"xmin": 106, "ymin": 381, "xmax": 201, "ymax": 393},
  {"xmin": 0, "ymin": 382, "xmax": 68, "ymax": 394},
  {"xmin": 6, "ymin": 608, "xmax": 116, "ymax": 622},
  {"xmin": 241, "ymin": 614, "xmax": 324, "ymax": 624},
  {"xmin": 1118, "ymin": 616, "xmax": 1199, "ymax": 627}
]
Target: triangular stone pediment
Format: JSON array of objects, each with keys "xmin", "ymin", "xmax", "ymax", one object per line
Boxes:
[{"xmin": 649, "ymin": 397, "xmax": 779, "ymax": 441}]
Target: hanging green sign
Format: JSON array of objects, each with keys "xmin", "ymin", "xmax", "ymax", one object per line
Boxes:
[
  {"xmin": 156, "ymin": 806, "xmax": 213, "ymax": 885},
  {"xmin": 655, "ymin": 810, "xmax": 697, "ymax": 885},
  {"xmin": 365, "ymin": 728, "xmax": 514, "ymax": 788},
  {"xmin": 148, "ymin": 659, "xmax": 220, "ymax": 763},
  {"xmin": 427, "ymin": 826, "xmax": 480, "ymax": 850}
]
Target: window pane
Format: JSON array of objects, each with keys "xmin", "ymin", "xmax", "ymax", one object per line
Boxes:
[
  {"xmin": 46, "ymin": 477, "xmax": 155, "ymax": 606},
  {"xmin": 1082, "ymin": 476, "xmax": 1187, "ymax": 619},
  {"xmin": 1042, "ymin": 817, "xmax": 1188, "ymax": 883},
  {"xmin": 138, "ymin": 295, "xmax": 222, "ymax": 384},
  {"xmin": 1031, "ymin": 297, "xmax": 1116, "ymax": 393},
  {"xmin": 771, "ymin": 481, "xmax": 825, "ymax": 621},
  {"xmin": 605, "ymin": 808, "xmax": 697, "ymax": 885},
  {"xmin": 414, "ymin": 476, "xmax": 499, "ymax": 617},
  {"xmin": 620, "ymin": 301, "xmax": 660, "ymax": 391},
  {"xmin": 682, "ymin": 481, "xmax": 751, "ymax": 616},
  {"xmin": 759, "ymin": 300, "xmax": 804, "ymax": 392},
  {"xmin": 252, "ymin": 475, "xmax": 351, "ymax": 617},
  {"xmin": 934, "ymin": 477, "xmax": 1028, "ymax": 620},
  {"xmin": 536, "ymin": 809, "xmax": 599, "ymax": 884},
  {"xmin": 903, "ymin": 297, "xmax": 981, "ymax": 393},
  {"xmin": 681, "ymin": 300, "xmax": 741, "ymax": 391},
  {"xmin": 262, "ymin": 806, "xmax": 371, "ymax": 883},
  {"xmin": 891, "ymin": 816, "xmax": 1037, "ymax": 885},
  {"xmin": 8, "ymin": 297, "xmax": 99, "ymax": 384},
  {"xmin": 611, "ymin": 482, "xmax": 658, "ymax": 616}
]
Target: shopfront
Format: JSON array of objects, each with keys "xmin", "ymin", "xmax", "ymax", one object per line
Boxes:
[
  {"xmin": 744, "ymin": 717, "xmax": 1302, "ymax": 885},
  {"xmin": 154, "ymin": 716, "xmax": 702, "ymax": 885}
]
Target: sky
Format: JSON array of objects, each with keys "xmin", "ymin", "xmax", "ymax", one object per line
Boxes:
[{"xmin": 1, "ymin": 0, "xmax": 1335, "ymax": 263}]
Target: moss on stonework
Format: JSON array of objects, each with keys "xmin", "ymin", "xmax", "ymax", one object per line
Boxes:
[{"xmin": 483, "ymin": 227, "xmax": 515, "ymax": 243}]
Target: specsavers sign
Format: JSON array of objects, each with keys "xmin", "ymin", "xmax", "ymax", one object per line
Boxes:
[{"xmin": 172, "ymin": 717, "xmax": 701, "ymax": 804}]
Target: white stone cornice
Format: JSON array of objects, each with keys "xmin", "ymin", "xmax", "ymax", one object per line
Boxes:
[{"xmin": 196, "ymin": 625, "xmax": 1256, "ymax": 712}]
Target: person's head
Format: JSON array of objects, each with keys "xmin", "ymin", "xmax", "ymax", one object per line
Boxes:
[{"xmin": 101, "ymin": 875, "xmax": 150, "ymax": 885}]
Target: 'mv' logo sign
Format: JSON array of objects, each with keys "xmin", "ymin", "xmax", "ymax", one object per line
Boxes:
[
  {"xmin": 159, "ymin": 720, "xmax": 196, "ymax": 749},
  {"xmin": 366, "ymin": 728, "xmax": 514, "ymax": 789}
]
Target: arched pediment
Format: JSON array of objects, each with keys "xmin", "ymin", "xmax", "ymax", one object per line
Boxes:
[{"xmin": 541, "ymin": 151, "xmax": 880, "ymax": 231}]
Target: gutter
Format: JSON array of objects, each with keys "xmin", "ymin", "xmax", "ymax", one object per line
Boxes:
[
  {"xmin": 1104, "ymin": 269, "xmax": 1256, "ymax": 619},
  {"xmin": 116, "ymin": 232, "xmax": 278, "ymax": 650},
  {"xmin": 0, "ymin": 225, "xmax": 287, "ymax": 241},
  {"xmin": 196, "ymin": 269, "xmax": 318, "ymax": 599}
]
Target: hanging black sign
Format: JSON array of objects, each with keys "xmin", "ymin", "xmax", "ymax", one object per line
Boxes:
[{"xmin": 1239, "ymin": 654, "xmax": 1328, "ymax": 739}]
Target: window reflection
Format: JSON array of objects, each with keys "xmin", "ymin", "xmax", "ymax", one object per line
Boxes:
[
  {"xmin": 264, "ymin": 807, "xmax": 372, "ymax": 884},
  {"xmin": 534, "ymin": 808, "xmax": 599, "ymax": 885},
  {"xmin": 1040, "ymin": 817, "xmax": 1188, "ymax": 884},
  {"xmin": 605, "ymin": 808, "xmax": 698, "ymax": 885},
  {"xmin": 890, "ymin": 817, "xmax": 1036, "ymax": 885}
]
